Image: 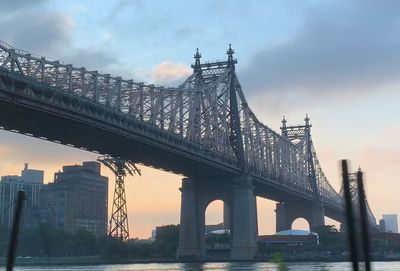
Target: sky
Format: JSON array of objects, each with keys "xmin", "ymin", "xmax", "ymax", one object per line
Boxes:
[{"xmin": 0, "ymin": 0, "xmax": 399, "ymax": 238}]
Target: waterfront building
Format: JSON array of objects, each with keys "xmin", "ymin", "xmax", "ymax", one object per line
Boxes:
[
  {"xmin": 258, "ymin": 229, "xmax": 319, "ymax": 247},
  {"xmin": 205, "ymin": 222, "xmax": 224, "ymax": 233},
  {"xmin": 151, "ymin": 229, "xmax": 156, "ymax": 241},
  {"xmin": 0, "ymin": 164, "xmax": 44, "ymax": 228},
  {"xmin": 379, "ymin": 218, "xmax": 386, "ymax": 232},
  {"xmin": 20, "ymin": 163, "xmax": 44, "ymax": 184},
  {"xmin": 42, "ymin": 161, "xmax": 108, "ymax": 236},
  {"xmin": 382, "ymin": 214, "xmax": 399, "ymax": 233}
]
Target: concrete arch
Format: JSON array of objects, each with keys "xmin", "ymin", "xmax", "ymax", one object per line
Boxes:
[
  {"xmin": 291, "ymin": 217, "xmax": 311, "ymax": 231},
  {"xmin": 204, "ymin": 199, "xmax": 230, "ymax": 230},
  {"xmin": 276, "ymin": 202, "xmax": 325, "ymax": 232},
  {"xmin": 177, "ymin": 177, "xmax": 258, "ymax": 260},
  {"xmin": 204, "ymin": 198, "xmax": 227, "ymax": 210},
  {"xmin": 196, "ymin": 187, "xmax": 233, "ymax": 256},
  {"xmin": 205, "ymin": 199, "xmax": 224, "ymax": 223},
  {"xmin": 204, "ymin": 199, "xmax": 231, "ymax": 253}
]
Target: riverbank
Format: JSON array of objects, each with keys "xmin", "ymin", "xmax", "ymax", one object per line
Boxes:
[{"xmin": 0, "ymin": 256, "xmax": 179, "ymax": 266}]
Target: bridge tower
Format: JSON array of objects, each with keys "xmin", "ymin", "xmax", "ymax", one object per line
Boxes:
[
  {"xmin": 276, "ymin": 115, "xmax": 325, "ymax": 232},
  {"xmin": 339, "ymin": 167, "xmax": 377, "ymax": 227},
  {"xmin": 98, "ymin": 156, "xmax": 141, "ymax": 241},
  {"xmin": 177, "ymin": 45, "xmax": 257, "ymax": 261}
]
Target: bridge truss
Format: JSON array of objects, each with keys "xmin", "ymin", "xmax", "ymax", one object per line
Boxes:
[
  {"xmin": 339, "ymin": 168, "xmax": 376, "ymax": 225},
  {"xmin": 0, "ymin": 40, "xmax": 376, "ymax": 225}
]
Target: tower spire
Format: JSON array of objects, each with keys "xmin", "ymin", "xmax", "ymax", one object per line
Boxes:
[
  {"xmin": 305, "ymin": 113, "xmax": 311, "ymax": 128},
  {"xmin": 194, "ymin": 48, "xmax": 201, "ymax": 69},
  {"xmin": 192, "ymin": 48, "xmax": 203, "ymax": 79},
  {"xmin": 227, "ymin": 43, "xmax": 235, "ymax": 67},
  {"xmin": 281, "ymin": 115, "xmax": 288, "ymax": 136}
]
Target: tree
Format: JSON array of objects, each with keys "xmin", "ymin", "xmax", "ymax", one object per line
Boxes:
[
  {"xmin": 155, "ymin": 224, "xmax": 179, "ymax": 246},
  {"xmin": 153, "ymin": 224, "xmax": 180, "ymax": 257},
  {"xmin": 71, "ymin": 229, "xmax": 98, "ymax": 256},
  {"xmin": 314, "ymin": 225, "xmax": 345, "ymax": 252},
  {"xmin": 314, "ymin": 225, "xmax": 339, "ymax": 235},
  {"xmin": 205, "ymin": 233, "xmax": 217, "ymax": 249},
  {"xmin": 99, "ymin": 235, "xmax": 130, "ymax": 259},
  {"xmin": 0, "ymin": 224, "xmax": 9, "ymax": 257},
  {"xmin": 216, "ymin": 231, "xmax": 230, "ymax": 248},
  {"xmin": 18, "ymin": 226, "xmax": 51, "ymax": 256}
]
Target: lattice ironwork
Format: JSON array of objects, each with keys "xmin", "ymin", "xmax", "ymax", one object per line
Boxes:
[
  {"xmin": 339, "ymin": 168, "xmax": 376, "ymax": 225},
  {"xmin": 98, "ymin": 155, "xmax": 141, "ymax": 241},
  {"xmin": 0, "ymin": 40, "xmax": 376, "ymax": 220},
  {"xmin": 281, "ymin": 115, "xmax": 319, "ymax": 198}
]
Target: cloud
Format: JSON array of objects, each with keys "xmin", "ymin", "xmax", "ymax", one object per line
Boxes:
[
  {"xmin": 0, "ymin": 0, "xmax": 49, "ymax": 15},
  {"xmin": 0, "ymin": 3, "xmax": 187, "ymax": 87},
  {"xmin": 239, "ymin": 0, "xmax": 400, "ymax": 113},
  {"xmin": 149, "ymin": 61, "xmax": 191, "ymax": 86},
  {"xmin": 0, "ymin": 3, "xmax": 126, "ymax": 79},
  {"xmin": 0, "ymin": 143, "xmax": 14, "ymax": 156},
  {"xmin": 353, "ymin": 144, "xmax": 400, "ymax": 215},
  {"xmin": 62, "ymin": 47, "xmax": 119, "ymax": 71},
  {"xmin": 107, "ymin": 0, "xmax": 144, "ymax": 22},
  {"xmin": 0, "ymin": 9, "xmax": 73, "ymax": 57},
  {"xmin": 101, "ymin": 32, "xmax": 112, "ymax": 42},
  {"xmin": 69, "ymin": 4, "xmax": 87, "ymax": 14}
]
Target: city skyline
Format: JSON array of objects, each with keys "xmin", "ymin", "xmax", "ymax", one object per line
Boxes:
[
  {"xmin": 0, "ymin": 161, "xmax": 108, "ymax": 236},
  {"xmin": 0, "ymin": 0, "xmax": 399, "ymax": 239}
]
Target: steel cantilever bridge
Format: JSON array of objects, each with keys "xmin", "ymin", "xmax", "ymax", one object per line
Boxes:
[{"xmin": 0, "ymin": 40, "xmax": 376, "ymax": 259}]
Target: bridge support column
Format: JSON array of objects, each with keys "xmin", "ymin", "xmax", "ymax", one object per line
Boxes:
[
  {"xmin": 230, "ymin": 176, "xmax": 258, "ymax": 260},
  {"xmin": 275, "ymin": 202, "xmax": 288, "ymax": 232},
  {"xmin": 223, "ymin": 202, "xmax": 230, "ymax": 230},
  {"xmin": 310, "ymin": 203, "xmax": 325, "ymax": 231},
  {"xmin": 275, "ymin": 201, "xmax": 325, "ymax": 232},
  {"xmin": 177, "ymin": 176, "xmax": 257, "ymax": 261},
  {"xmin": 177, "ymin": 178, "xmax": 202, "ymax": 260}
]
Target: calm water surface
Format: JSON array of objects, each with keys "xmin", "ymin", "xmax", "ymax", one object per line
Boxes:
[{"xmin": 7, "ymin": 262, "xmax": 400, "ymax": 271}]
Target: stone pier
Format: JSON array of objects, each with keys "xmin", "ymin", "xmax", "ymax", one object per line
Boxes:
[{"xmin": 177, "ymin": 176, "xmax": 257, "ymax": 260}]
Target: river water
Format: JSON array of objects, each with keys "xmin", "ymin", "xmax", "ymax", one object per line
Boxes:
[{"xmin": 7, "ymin": 262, "xmax": 400, "ymax": 271}]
